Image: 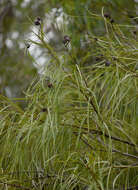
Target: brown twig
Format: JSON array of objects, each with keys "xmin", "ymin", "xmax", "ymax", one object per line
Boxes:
[
  {"xmin": 71, "ymin": 124, "xmax": 136, "ymax": 147},
  {"xmin": 0, "ymin": 181, "xmax": 30, "ymax": 190},
  {"xmin": 74, "ymin": 130, "xmax": 138, "ymax": 160},
  {"xmin": 113, "ymin": 185, "xmax": 138, "ymax": 190}
]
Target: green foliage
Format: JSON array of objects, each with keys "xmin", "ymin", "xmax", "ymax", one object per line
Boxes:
[{"xmin": 0, "ymin": 1, "xmax": 138, "ymax": 189}]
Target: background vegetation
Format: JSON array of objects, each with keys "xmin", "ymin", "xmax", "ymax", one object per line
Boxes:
[{"xmin": 0, "ymin": 0, "xmax": 138, "ymax": 189}]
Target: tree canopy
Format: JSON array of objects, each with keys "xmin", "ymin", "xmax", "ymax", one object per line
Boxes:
[{"xmin": 0, "ymin": 0, "xmax": 138, "ymax": 189}]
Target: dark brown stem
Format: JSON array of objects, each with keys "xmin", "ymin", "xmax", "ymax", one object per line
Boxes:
[
  {"xmin": 71, "ymin": 125, "xmax": 136, "ymax": 147},
  {"xmin": 0, "ymin": 181, "xmax": 30, "ymax": 190},
  {"xmin": 113, "ymin": 185, "xmax": 138, "ymax": 190}
]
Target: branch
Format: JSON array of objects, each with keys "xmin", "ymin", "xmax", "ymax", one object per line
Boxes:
[
  {"xmin": 0, "ymin": 181, "xmax": 30, "ymax": 190},
  {"xmin": 71, "ymin": 125, "xmax": 136, "ymax": 147}
]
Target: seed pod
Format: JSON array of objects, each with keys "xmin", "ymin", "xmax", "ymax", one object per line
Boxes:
[
  {"xmin": 105, "ymin": 61, "xmax": 111, "ymax": 67},
  {"xmin": 104, "ymin": 13, "xmax": 111, "ymax": 19},
  {"xmin": 104, "ymin": 13, "xmax": 114, "ymax": 24},
  {"xmin": 96, "ymin": 54, "xmax": 103, "ymax": 61},
  {"xmin": 101, "ymin": 73, "xmax": 104, "ymax": 77},
  {"xmin": 47, "ymin": 83, "xmax": 53, "ymax": 88},
  {"xmin": 41, "ymin": 108, "xmax": 47, "ymax": 112},
  {"xmin": 95, "ymin": 57, "xmax": 101, "ymax": 61},
  {"xmin": 133, "ymin": 30, "xmax": 137, "ymax": 35},
  {"xmin": 63, "ymin": 35, "xmax": 71, "ymax": 47},
  {"xmin": 112, "ymin": 57, "xmax": 117, "ymax": 61},
  {"xmin": 34, "ymin": 17, "xmax": 42, "ymax": 26},
  {"xmin": 110, "ymin": 19, "xmax": 114, "ymax": 24},
  {"xmin": 94, "ymin": 37, "xmax": 98, "ymax": 41},
  {"xmin": 34, "ymin": 20, "xmax": 41, "ymax": 25},
  {"xmin": 26, "ymin": 43, "xmax": 30, "ymax": 49},
  {"xmin": 128, "ymin": 15, "xmax": 134, "ymax": 19},
  {"xmin": 37, "ymin": 17, "xmax": 41, "ymax": 21}
]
